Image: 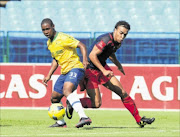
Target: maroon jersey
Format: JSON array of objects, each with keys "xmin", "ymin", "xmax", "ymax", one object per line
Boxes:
[{"xmin": 88, "ymin": 32, "xmax": 121, "ymax": 70}]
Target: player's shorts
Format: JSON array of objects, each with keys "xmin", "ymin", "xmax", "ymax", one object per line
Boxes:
[
  {"xmin": 54, "ymin": 68, "xmax": 85, "ymax": 94},
  {"xmin": 85, "ymin": 65, "xmax": 112, "ymax": 89}
]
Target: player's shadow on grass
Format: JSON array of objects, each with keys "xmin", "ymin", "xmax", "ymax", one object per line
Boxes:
[
  {"xmin": 84, "ymin": 127, "xmax": 156, "ymax": 130},
  {"xmin": 0, "ymin": 125, "xmax": 12, "ymax": 127}
]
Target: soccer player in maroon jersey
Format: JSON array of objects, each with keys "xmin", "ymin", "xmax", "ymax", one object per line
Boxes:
[{"xmin": 66, "ymin": 21, "xmax": 155, "ymax": 128}]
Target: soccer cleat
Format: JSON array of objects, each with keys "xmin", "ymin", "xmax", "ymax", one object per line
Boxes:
[
  {"xmin": 76, "ymin": 117, "xmax": 92, "ymax": 128},
  {"xmin": 49, "ymin": 122, "xmax": 67, "ymax": 128},
  {"xmin": 137, "ymin": 116, "xmax": 155, "ymax": 128},
  {"xmin": 66, "ymin": 100, "xmax": 74, "ymax": 119}
]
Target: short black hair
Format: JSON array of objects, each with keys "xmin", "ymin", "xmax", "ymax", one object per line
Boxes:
[
  {"xmin": 115, "ymin": 21, "xmax": 130, "ymax": 30},
  {"xmin": 41, "ymin": 18, "xmax": 54, "ymax": 26}
]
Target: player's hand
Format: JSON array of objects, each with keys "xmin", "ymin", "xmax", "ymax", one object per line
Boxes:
[
  {"xmin": 103, "ymin": 70, "xmax": 114, "ymax": 77},
  {"xmin": 42, "ymin": 76, "xmax": 51, "ymax": 86},
  {"xmin": 83, "ymin": 60, "xmax": 89, "ymax": 70}
]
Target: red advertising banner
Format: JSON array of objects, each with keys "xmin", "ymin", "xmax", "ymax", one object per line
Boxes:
[{"xmin": 0, "ymin": 63, "xmax": 179, "ymax": 110}]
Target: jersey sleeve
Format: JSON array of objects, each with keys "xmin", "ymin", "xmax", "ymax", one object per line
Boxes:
[
  {"xmin": 95, "ymin": 40, "xmax": 106, "ymax": 51},
  {"xmin": 95, "ymin": 34, "xmax": 111, "ymax": 51},
  {"xmin": 61, "ymin": 34, "xmax": 79, "ymax": 48}
]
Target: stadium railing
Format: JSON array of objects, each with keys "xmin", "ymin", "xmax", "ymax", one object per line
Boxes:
[
  {"xmin": 94, "ymin": 32, "xmax": 180, "ymax": 64},
  {"xmin": 0, "ymin": 31, "xmax": 6, "ymax": 62},
  {"xmin": 5, "ymin": 31, "xmax": 92, "ymax": 63},
  {"xmin": 2, "ymin": 31, "xmax": 180, "ymax": 64}
]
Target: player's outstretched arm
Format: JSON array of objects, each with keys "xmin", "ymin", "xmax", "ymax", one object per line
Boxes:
[
  {"xmin": 77, "ymin": 42, "xmax": 89, "ymax": 69},
  {"xmin": 42, "ymin": 58, "xmax": 58, "ymax": 86},
  {"xmin": 109, "ymin": 53, "xmax": 125, "ymax": 75},
  {"xmin": 89, "ymin": 46, "xmax": 113, "ymax": 77}
]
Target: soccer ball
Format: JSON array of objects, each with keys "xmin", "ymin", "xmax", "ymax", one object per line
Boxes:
[{"xmin": 48, "ymin": 103, "xmax": 65, "ymax": 120}]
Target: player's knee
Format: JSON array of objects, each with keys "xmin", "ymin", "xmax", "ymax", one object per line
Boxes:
[
  {"xmin": 63, "ymin": 90, "xmax": 71, "ymax": 97},
  {"xmin": 63, "ymin": 87, "xmax": 74, "ymax": 97},
  {"xmin": 119, "ymin": 92, "xmax": 129, "ymax": 100},
  {"xmin": 51, "ymin": 97, "xmax": 60, "ymax": 103},
  {"xmin": 122, "ymin": 92, "xmax": 128, "ymax": 99}
]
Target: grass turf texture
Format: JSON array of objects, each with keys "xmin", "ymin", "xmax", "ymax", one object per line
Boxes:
[{"xmin": 0, "ymin": 109, "xmax": 179, "ymax": 137}]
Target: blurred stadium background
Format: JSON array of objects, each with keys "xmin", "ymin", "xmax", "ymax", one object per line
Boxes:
[
  {"xmin": 0, "ymin": 0, "xmax": 179, "ymax": 64},
  {"xmin": 0, "ymin": 0, "xmax": 180, "ymax": 64},
  {"xmin": 0, "ymin": 1, "xmax": 180, "ymax": 136}
]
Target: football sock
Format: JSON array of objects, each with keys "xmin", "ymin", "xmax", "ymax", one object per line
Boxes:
[
  {"xmin": 67, "ymin": 93, "xmax": 88, "ymax": 118},
  {"xmin": 57, "ymin": 118, "xmax": 65, "ymax": 125},
  {"xmin": 122, "ymin": 95, "xmax": 141, "ymax": 123},
  {"xmin": 80, "ymin": 97, "xmax": 92, "ymax": 108}
]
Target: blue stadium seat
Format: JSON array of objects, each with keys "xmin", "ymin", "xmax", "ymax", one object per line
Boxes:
[
  {"xmin": 6, "ymin": 1, "xmax": 22, "ymax": 8},
  {"xmin": 0, "ymin": 9, "xmax": 7, "ymax": 30},
  {"xmin": 21, "ymin": 0, "xmax": 39, "ymax": 8},
  {"xmin": 72, "ymin": 1, "xmax": 91, "ymax": 9},
  {"xmin": 1, "ymin": 0, "xmax": 179, "ymax": 64},
  {"xmin": 1, "ymin": 0, "xmax": 179, "ymax": 32}
]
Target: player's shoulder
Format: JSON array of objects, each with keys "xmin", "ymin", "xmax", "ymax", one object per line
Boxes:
[
  {"xmin": 59, "ymin": 32, "xmax": 74, "ymax": 40},
  {"xmin": 98, "ymin": 32, "xmax": 113, "ymax": 44},
  {"xmin": 59, "ymin": 32, "xmax": 68, "ymax": 37}
]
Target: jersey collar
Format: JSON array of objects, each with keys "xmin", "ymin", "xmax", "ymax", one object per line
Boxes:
[
  {"xmin": 109, "ymin": 32, "xmax": 120, "ymax": 47},
  {"xmin": 51, "ymin": 32, "xmax": 59, "ymax": 42}
]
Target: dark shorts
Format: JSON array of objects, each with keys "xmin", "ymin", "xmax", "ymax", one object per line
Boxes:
[
  {"xmin": 85, "ymin": 65, "xmax": 112, "ymax": 89},
  {"xmin": 54, "ymin": 68, "xmax": 85, "ymax": 94}
]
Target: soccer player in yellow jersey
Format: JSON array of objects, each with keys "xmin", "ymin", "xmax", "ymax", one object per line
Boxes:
[{"xmin": 41, "ymin": 18, "xmax": 91, "ymax": 128}]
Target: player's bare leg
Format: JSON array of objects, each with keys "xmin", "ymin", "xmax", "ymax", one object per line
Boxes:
[
  {"xmin": 103, "ymin": 76, "xmax": 155, "ymax": 127},
  {"xmin": 51, "ymin": 91, "xmax": 64, "ymax": 103},
  {"xmin": 49, "ymin": 91, "xmax": 67, "ymax": 128},
  {"xmin": 85, "ymin": 88, "xmax": 102, "ymax": 108}
]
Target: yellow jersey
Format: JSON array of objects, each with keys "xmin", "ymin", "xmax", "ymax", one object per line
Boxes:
[{"xmin": 47, "ymin": 32, "xmax": 84, "ymax": 74}]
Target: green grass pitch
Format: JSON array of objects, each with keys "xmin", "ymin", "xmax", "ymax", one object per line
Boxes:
[{"xmin": 0, "ymin": 109, "xmax": 179, "ymax": 137}]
